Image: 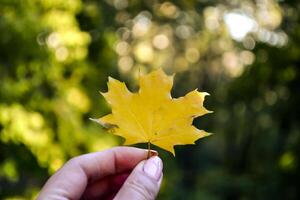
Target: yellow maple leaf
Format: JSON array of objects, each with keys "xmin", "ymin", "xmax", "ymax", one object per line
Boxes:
[{"xmin": 92, "ymin": 68, "xmax": 212, "ymax": 155}]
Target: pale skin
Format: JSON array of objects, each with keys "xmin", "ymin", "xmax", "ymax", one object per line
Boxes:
[{"xmin": 38, "ymin": 147, "xmax": 163, "ymax": 200}]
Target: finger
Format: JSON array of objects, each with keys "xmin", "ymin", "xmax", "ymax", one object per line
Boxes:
[
  {"xmin": 82, "ymin": 172, "xmax": 130, "ymax": 200},
  {"xmin": 38, "ymin": 147, "xmax": 157, "ymax": 200},
  {"xmin": 72, "ymin": 147, "xmax": 157, "ymax": 182},
  {"xmin": 114, "ymin": 156, "xmax": 163, "ymax": 200}
]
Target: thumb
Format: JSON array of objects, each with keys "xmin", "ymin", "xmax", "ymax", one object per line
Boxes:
[{"xmin": 114, "ymin": 156, "xmax": 163, "ymax": 200}]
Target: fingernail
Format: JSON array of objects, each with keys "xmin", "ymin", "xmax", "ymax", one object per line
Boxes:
[{"xmin": 143, "ymin": 156, "xmax": 162, "ymax": 180}]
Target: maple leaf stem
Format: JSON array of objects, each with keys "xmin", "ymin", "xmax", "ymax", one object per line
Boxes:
[{"xmin": 147, "ymin": 141, "xmax": 151, "ymax": 159}]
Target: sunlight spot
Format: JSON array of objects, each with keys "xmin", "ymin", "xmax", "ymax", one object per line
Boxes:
[
  {"xmin": 116, "ymin": 27, "xmax": 131, "ymax": 40},
  {"xmin": 185, "ymin": 48, "xmax": 200, "ymax": 63},
  {"xmin": 66, "ymin": 87, "xmax": 90, "ymax": 112},
  {"xmin": 132, "ymin": 12, "xmax": 152, "ymax": 37},
  {"xmin": 159, "ymin": 2, "xmax": 178, "ymax": 18},
  {"xmin": 118, "ymin": 56, "xmax": 134, "ymax": 73},
  {"xmin": 134, "ymin": 42, "xmax": 154, "ymax": 63},
  {"xmin": 222, "ymin": 52, "xmax": 244, "ymax": 77},
  {"xmin": 243, "ymin": 36, "xmax": 256, "ymax": 50},
  {"xmin": 204, "ymin": 7, "xmax": 220, "ymax": 31},
  {"xmin": 47, "ymin": 32, "xmax": 60, "ymax": 48},
  {"xmin": 29, "ymin": 113, "xmax": 44, "ymax": 129},
  {"xmin": 240, "ymin": 50, "xmax": 255, "ymax": 65},
  {"xmin": 175, "ymin": 25, "xmax": 192, "ymax": 39},
  {"xmin": 152, "ymin": 34, "xmax": 169, "ymax": 49},
  {"xmin": 2, "ymin": 159, "xmax": 18, "ymax": 182},
  {"xmin": 113, "ymin": 0, "xmax": 128, "ymax": 10},
  {"xmin": 115, "ymin": 41, "xmax": 131, "ymax": 56},
  {"xmin": 55, "ymin": 46, "xmax": 69, "ymax": 61},
  {"xmin": 279, "ymin": 152, "xmax": 296, "ymax": 170},
  {"xmin": 224, "ymin": 12, "xmax": 257, "ymax": 41},
  {"xmin": 257, "ymin": 29, "xmax": 288, "ymax": 47}
]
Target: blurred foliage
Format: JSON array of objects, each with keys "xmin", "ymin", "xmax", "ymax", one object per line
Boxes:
[{"xmin": 0, "ymin": 0, "xmax": 299, "ymax": 199}]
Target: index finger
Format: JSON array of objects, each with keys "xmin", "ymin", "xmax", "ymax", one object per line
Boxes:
[
  {"xmin": 38, "ymin": 147, "xmax": 157, "ymax": 200},
  {"xmin": 71, "ymin": 146, "xmax": 157, "ymax": 181}
]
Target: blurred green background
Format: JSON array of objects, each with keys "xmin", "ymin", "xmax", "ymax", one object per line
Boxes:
[{"xmin": 0, "ymin": 0, "xmax": 299, "ymax": 199}]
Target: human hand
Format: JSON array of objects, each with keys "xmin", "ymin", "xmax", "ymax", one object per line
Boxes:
[{"xmin": 37, "ymin": 147, "xmax": 163, "ymax": 200}]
